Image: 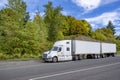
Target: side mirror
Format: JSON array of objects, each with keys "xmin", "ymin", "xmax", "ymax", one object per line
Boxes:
[{"xmin": 58, "ymin": 47, "xmax": 62, "ymax": 52}]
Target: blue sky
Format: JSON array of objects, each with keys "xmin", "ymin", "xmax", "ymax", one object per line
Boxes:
[{"xmin": 0, "ymin": 0, "xmax": 120, "ymax": 35}]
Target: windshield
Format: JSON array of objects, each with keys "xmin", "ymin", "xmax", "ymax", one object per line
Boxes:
[{"xmin": 51, "ymin": 46, "xmax": 58, "ymax": 51}]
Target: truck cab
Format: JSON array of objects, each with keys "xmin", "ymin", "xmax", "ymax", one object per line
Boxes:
[{"xmin": 42, "ymin": 40, "xmax": 72, "ymax": 62}]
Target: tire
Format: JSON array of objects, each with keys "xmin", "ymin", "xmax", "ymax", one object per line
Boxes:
[
  {"xmin": 95, "ymin": 54, "xmax": 97, "ymax": 59},
  {"xmin": 72, "ymin": 56, "xmax": 78, "ymax": 61},
  {"xmin": 78, "ymin": 55, "xmax": 81, "ymax": 60},
  {"xmin": 52, "ymin": 57, "xmax": 58, "ymax": 63},
  {"xmin": 93, "ymin": 54, "xmax": 95, "ymax": 59},
  {"xmin": 112, "ymin": 53, "xmax": 115, "ymax": 57},
  {"xmin": 87, "ymin": 54, "xmax": 92, "ymax": 59},
  {"xmin": 102, "ymin": 54, "xmax": 106, "ymax": 58},
  {"xmin": 97, "ymin": 54, "xmax": 100, "ymax": 59},
  {"xmin": 75, "ymin": 56, "xmax": 79, "ymax": 60},
  {"xmin": 100, "ymin": 54, "xmax": 103, "ymax": 58}
]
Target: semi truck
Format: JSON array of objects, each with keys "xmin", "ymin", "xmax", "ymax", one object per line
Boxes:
[{"xmin": 42, "ymin": 40, "xmax": 116, "ymax": 62}]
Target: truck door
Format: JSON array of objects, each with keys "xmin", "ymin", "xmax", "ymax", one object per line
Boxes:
[
  {"xmin": 64, "ymin": 47, "xmax": 72, "ymax": 60},
  {"xmin": 57, "ymin": 47, "xmax": 65, "ymax": 61}
]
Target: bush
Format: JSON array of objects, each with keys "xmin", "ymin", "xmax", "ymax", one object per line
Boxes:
[
  {"xmin": 115, "ymin": 40, "xmax": 120, "ymax": 54},
  {"xmin": 91, "ymin": 32, "xmax": 107, "ymax": 41}
]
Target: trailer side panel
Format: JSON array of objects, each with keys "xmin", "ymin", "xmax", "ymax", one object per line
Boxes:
[
  {"xmin": 102, "ymin": 43, "xmax": 116, "ymax": 53},
  {"xmin": 75, "ymin": 40, "xmax": 100, "ymax": 54}
]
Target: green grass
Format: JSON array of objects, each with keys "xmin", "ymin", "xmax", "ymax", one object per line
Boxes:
[{"xmin": 0, "ymin": 53, "xmax": 41, "ymax": 60}]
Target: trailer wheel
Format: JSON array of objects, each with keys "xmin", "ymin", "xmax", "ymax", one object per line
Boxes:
[
  {"xmin": 52, "ymin": 57, "xmax": 58, "ymax": 63},
  {"xmin": 95, "ymin": 54, "xmax": 97, "ymax": 59},
  {"xmin": 75, "ymin": 55, "xmax": 79, "ymax": 60},
  {"xmin": 102, "ymin": 54, "xmax": 106, "ymax": 58},
  {"xmin": 97, "ymin": 54, "xmax": 100, "ymax": 59},
  {"xmin": 100, "ymin": 54, "xmax": 104, "ymax": 58},
  {"xmin": 78, "ymin": 55, "xmax": 81, "ymax": 60},
  {"xmin": 112, "ymin": 53, "xmax": 115, "ymax": 57}
]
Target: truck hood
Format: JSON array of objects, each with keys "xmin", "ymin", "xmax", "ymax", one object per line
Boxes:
[
  {"xmin": 44, "ymin": 51, "xmax": 50, "ymax": 54},
  {"xmin": 44, "ymin": 51, "xmax": 57, "ymax": 55}
]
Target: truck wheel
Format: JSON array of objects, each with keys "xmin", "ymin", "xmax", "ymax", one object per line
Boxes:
[
  {"xmin": 52, "ymin": 57, "xmax": 58, "ymax": 63},
  {"xmin": 73, "ymin": 56, "xmax": 78, "ymax": 61},
  {"xmin": 72, "ymin": 56, "xmax": 78, "ymax": 61}
]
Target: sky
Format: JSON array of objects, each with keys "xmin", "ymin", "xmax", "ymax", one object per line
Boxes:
[{"xmin": 0, "ymin": 0, "xmax": 120, "ymax": 35}]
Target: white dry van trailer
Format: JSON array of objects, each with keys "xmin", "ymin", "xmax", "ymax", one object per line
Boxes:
[{"xmin": 42, "ymin": 40, "xmax": 116, "ymax": 62}]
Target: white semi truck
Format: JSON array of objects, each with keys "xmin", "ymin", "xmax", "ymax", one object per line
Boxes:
[{"xmin": 42, "ymin": 40, "xmax": 116, "ymax": 62}]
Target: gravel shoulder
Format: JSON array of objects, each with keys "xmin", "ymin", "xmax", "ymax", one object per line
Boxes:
[{"xmin": 0, "ymin": 59, "xmax": 42, "ymax": 69}]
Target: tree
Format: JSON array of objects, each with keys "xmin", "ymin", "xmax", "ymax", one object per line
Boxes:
[
  {"xmin": 33, "ymin": 12, "xmax": 48, "ymax": 51},
  {"xmin": 81, "ymin": 20, "xmax": 92, "ymax": 35},
  {"xmin": 93, "ymin": 28, "xmax": 115, "ymax": 42},
  {"xmin": 61, "ymin": 16, "xmax": 70, "ymax": 36},
  {"xmin": 96, "ymin": 28, "xmax": 114, "ymax": 38},
  {"xmin": 0, "ymin": 8, "xmax": 20, "ymax": 54},
  {"xmin": 116, "ymin": 35, "xmax": 120, "ymax": 40},
  {"xmin": 106, "ymin": 21, "xmax": 115, "ymax": 35},
  {"xmin": 91, "ymin": 31, "xmax": 107, "ymax": 41},
  {"xmin": 33, "ymin": 12, "xmax": 47, "ymax": 41},
  {"xmin": 62, "ymin": 16, "xmax": 92, "ymax": 36},
  {"xmin": 44, "ymin": 2, "xmax": 64, "ymax": 42},
  {"xmin": 0, "ymin": 0, "xmax": 39, "ymax": 58},
  {"xmin": 7, "ymin": 0, "xmax": 29, "ymax": 26}
]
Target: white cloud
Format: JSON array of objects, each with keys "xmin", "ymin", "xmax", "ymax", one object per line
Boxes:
[
  {"xmin": 86, "ymin": 12, "xmax": 119, "ymax": 25},
  {"xmin": 102, "ymin": 0, "xmax": 119, "ymax": 5},
  {"xmin": 72, "ymin": 0, "xmax": 101, "ymax": 12},
  {"xmin": 61, "ymin": 11, "xmax": 71, "ymax": 16},
  {"xmin": 72, "ymin": 0, "xmax": 119, "ymax": 13},
  {"xmin": 85, "ymin": 9, "xmax": 120, "ymax": 35}
]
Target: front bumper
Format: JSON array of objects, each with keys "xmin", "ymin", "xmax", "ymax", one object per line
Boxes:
[{"xmin": 42, "ymin": 58, "xmax": 52, "ymax": 62}]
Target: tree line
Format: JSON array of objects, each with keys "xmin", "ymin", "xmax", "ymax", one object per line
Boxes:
[{"xmin": 0, "ymin": 0, "xmax": 120, "ymax": 60}]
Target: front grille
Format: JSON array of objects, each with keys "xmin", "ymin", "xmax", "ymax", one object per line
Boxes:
[{"xmin": 43, "ymin": 54, "xmax": 47, "ymax": 58}]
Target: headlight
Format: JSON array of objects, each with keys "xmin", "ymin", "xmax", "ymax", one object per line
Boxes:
[{"xmin": 47, "ymin": 55, "xmax": 52, "ymax": 58}]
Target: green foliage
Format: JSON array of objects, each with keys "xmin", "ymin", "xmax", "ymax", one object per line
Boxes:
[
  {"xmin": 116, "ymin": 35, "xmax": 120, "ymax": 40},
  {"xmin": 7, "ymin": 0, "xmax": 29, "ymax": 26},
  {"xmin": 62, "ymin": 16, "xmax": 91, "ymax": 36},
  {"xmin": 115, "ymin": 40, "xmax": 120, "ymax": 53},
  {"xmin": 0, "ymin": 0, "xmax": 41, "ymax": 59},
  {"xmin": 62, "ymin": 16, "xmax": 69, "ymax": 36},
  {"xmin": 0, "ymin": 8, "xmax": 20, "ymax": 54},
  {"xmin": 91, "ymin": 31, "xmax": 107, "ymax": 41},
  {"xmin": 106, "ymin": 20, "xmax": 115, "ymax": 35},
  {"xmin": 44, "ymin": 2, "xmax": 64, "ymax": 42},
  {"xmin": 93, "ymin": 28, "xmax": 115, "ymax": 42},
  {"xmin": 33, "ymin": 12, "xmax": 47, "ymax": 45}
]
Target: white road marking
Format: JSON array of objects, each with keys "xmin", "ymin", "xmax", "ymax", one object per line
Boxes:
[{"xmin": 29, "ymin": 62, "xmax": 120, "ymax": 80}]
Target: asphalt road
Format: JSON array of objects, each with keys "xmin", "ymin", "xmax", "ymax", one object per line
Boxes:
[{"xmin": 0, "ymin": 56, "xmax": 120, "ymax": 80}]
